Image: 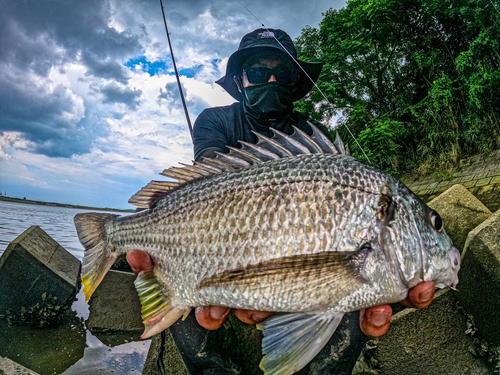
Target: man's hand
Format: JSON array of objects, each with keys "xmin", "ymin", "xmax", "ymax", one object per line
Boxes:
[
  {"xmin": 359, "ymin": 281, "xmax": 435, "ymax": 337},
  {"xmin": 126, "ymin": 250, "xmax": 435, "ymax": 335}
]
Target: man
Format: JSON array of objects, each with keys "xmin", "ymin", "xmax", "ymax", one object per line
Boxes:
[
  {"xmin": 193, "ymin": 28, "xmax": 330, "ymax": 161},
  {"xmin": 127, "ymin": 28, "xmax": 436, "ymax": 373}
]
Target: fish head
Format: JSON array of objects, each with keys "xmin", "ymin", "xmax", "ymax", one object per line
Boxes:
[{"xmin": 381, "ymin": 186, "xmax": 460, "ymax": 291}]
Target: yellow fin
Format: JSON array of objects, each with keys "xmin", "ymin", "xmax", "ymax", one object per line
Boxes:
[{"xmin": 134, "ymin": 268, "xmax": 190, "ymax": 339}]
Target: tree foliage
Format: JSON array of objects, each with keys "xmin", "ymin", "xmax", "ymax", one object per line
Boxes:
[{"xmin": 295, "ymin": 0, "xmax": 500, "ymax": 174}]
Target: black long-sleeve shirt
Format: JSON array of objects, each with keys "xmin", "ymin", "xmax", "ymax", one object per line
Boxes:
[{"xmin": 193, "ymin": 102, "xmax": 330, "ymax": 161}]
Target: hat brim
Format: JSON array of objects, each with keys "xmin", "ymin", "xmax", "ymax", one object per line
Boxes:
[{"xmin": 216, "ymin": 46, "xmax": 323, "ymax": 102}]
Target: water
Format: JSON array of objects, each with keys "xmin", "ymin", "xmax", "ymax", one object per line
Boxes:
[
  {"xmin": 0, "ymin": 200, "xmax": 95, "ymax": 259},
  {"xmin": 0, "ymin": 200, "xmax": 151, "ymax": 374}
]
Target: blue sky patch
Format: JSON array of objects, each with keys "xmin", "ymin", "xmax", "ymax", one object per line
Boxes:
[
  {"xmin": 124, "ymin": 56, "xmax": 170, "ymax": 76},
  {"xmin": 177, "ymin": 65, "xmax": 203, "ymax": 78},
  {"xmin": 125, "ymin": 55, "xmax": 207, "ymax": 78}
]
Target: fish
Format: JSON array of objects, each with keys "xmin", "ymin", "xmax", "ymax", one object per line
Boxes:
[{"xmin": 74, "ymin": 123, "xmax": 460, "ymax": 375}]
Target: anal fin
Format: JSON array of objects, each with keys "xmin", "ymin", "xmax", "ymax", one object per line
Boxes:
[
  {"xmin": 134, "ymin": 268, "xmax": 190, "ymax": 339},
  {"xmin": 257, "ymin": 312, "xmax": 344, "ymax": 375}
]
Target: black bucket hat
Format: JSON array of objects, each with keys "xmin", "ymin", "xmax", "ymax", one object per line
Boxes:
[{"xmin": 216, "ymin": 28, "xmax": 323, "ymax": 102}]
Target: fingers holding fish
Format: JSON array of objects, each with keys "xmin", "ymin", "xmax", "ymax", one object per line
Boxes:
[
  {"xmin": 400, "ymin": 281, "xmax": 436, "ymax": 309},
  {"xmin": 195, "ymin": 306, "xmax": 231, "ymax": 330},
  {"xmin": 233, "ymin": 309, "xmax": 274, "ymax": 325},
  {"xmin": 359, "ymin": 305, "xmax": 392, "ymax": 337},
  {"xmin": 195, "ymin": 306, "xmax": 273, "ymax": 329},
  {"xmin": 360, "ymin": 281, "xmax": 436, "ymax": 337},
  {"xmin": 126, "ymin": 249, "xmax": 153, "ymax": 275}
]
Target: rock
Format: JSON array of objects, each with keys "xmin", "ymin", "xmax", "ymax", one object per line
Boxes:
[
  {"xmin": 142, "ymin": 330, "xmax": 189, "ymax": 375},
  {"xmin": 427, "ymin": 184, "xmax": 492, "ymax": 252},
  {"xmin": 0, "ymin": 226, "xmax": 81, "ymax": 326},
  {"xmin": 0, "ymin": 358, "xmax": 40, "ymax": 375},
  {"xmin": 456, "ymin": 209, "xmax": 500, "ymax": 345},
  {"xmin": 365, "ymin": 289, "xmax": 492, "ymax": 375},
  {"xmin": 0, "ymin": 308, "xmax": 86, "ymax": 375},
  {"xmin": 86, "ymin": 269, "xmax": 143, "ymax": 333}
]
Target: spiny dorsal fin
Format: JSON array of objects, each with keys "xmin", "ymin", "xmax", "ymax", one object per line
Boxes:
[
  {"xmin": 251, "ymin": 131, "xmax": 295, "ymax": 158},
  {"xmin": 239, "ymin": 140, "xmax": 281, "ymax": 162},
  {"xmin": 268, "ymin": 128, "xmax": 312, "ymax": 155},
  {"xmin": 128, "ymin": 122, "xmax": 349, "ymax": 208},
  {"xmin": 128, "ymin": 181, "xmax": 180, "ymax": 208}
]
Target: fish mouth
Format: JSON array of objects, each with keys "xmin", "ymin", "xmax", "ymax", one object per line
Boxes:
[{"xmin": 449, "ymin": 246, "xmax": 460, "ymax": 289}]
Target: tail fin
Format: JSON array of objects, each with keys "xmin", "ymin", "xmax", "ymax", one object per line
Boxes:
[{"xmin": 74, "ymin": 213, "xmax": 120, "ymax": 301}]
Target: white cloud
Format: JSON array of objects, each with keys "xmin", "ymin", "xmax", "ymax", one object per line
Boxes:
[{"xmin": 0, "ymin": 0, "xmax": 347, "ymax": 208}]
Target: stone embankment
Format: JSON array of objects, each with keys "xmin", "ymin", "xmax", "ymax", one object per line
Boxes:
[
  {"xmin": 0, "ymin": 358, "xmax": 41, "ymax": 375},
  {"xmin": 402, "ymin": 148, "xmax": 500, "ymax": 212}
]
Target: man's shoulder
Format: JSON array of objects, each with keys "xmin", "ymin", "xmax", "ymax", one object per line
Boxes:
[{"xmin": 199, "ymin": 102, "xmax": 242, "ymax": 118}]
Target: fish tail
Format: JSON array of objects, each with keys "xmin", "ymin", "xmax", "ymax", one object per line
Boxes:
[
  {"xmin": 74, "ymin": 213, "xmax": 120, "ymax": 301},
  {"xmin": 134, "ymin": 267, "xmax": 191, "ymax": 339}
]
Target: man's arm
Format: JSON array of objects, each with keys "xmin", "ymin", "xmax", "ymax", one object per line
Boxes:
[{"xmin": 193, "ymin": 108, "xmax": 231, "ymax": 162}]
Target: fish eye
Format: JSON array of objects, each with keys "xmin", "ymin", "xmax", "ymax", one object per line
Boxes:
[{"xmin": 430, "ymin": 211, "xmax": 443, "ymax": 232}]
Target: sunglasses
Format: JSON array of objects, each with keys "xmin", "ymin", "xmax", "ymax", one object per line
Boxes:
[{"xmin": 243, "ymin": 66, "xmax": 298, "ymax": 85}]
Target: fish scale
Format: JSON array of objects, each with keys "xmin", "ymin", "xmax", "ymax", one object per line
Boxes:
[
  {"xmin": 75, "ymin": 124, "xmax": 460, "ymax": 375},
  {"xmin": 100, "ymin": 154, "xmax": 389, "ymax": 311}
]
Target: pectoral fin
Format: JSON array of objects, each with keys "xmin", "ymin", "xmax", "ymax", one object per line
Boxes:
[
  {"xmin": 134, "ymin": 268, "xmax": 190, "ymax": 339},
  {"xmin": 257, "ymin": 312, "xmax": 344, "ymax": 375},
  {"xmin": 197, "ymin": 250, "xmax": 369, "ymax": 305}
]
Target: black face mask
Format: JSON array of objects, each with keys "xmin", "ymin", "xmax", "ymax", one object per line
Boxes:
[{"xmin": 242, "ymin": 82, "xmax": 294, "ymax": 120}]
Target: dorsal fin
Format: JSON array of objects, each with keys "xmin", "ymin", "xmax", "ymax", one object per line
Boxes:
[{"xmin": 128, "ymin": 122, "xmax": 350, "ymax": 208}]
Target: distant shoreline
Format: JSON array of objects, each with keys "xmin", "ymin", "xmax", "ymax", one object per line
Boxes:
[{"xmin": 0, "ymin": 196, "xmax": 134, "ymax": 213}]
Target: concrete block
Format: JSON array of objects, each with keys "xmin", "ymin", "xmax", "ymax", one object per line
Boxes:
[
  {"xmin": 86, "ymin": 269, "xmax": 143, "ymax": 333},
  {"xmin": 427, "ymin": 184, "xmax": 492, "ymax": 252},
  {"xmin": 0, "ymin": 308, "xmax": 86, "ymax": 375},
  {"xmin": 0, "ymin": 358, "xmax": 40, "ymax": 375},
  {"xmin": 456, "ymin": 209, "xmax": 500, "ymax": 345},
  {"xmin": 365, "ymin": 289, "xmax": 491, "ymax": 375},
  {"xmin": 0, "ymin": 226, "xmax": 81, "ymax": 326}
]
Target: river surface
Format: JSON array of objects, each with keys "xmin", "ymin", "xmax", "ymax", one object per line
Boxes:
[{"xmin": 0, "ymin": 200, "xmax": 151, "ymax": 374}]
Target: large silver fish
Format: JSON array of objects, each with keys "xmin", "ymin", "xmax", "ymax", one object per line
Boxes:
[{"xmin": 74, "ymin": 123, "xmax": 460, "ymax": 375}]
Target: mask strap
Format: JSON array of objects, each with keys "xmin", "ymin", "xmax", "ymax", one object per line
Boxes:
[{"xmin": 234, "ymin": 75, "xmax": 253, "ymax": 105}]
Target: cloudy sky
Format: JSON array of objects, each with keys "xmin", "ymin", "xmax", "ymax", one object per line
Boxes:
[{"xmin": 0, "ymin": 0, "xmax": 346, "ymax": 210}]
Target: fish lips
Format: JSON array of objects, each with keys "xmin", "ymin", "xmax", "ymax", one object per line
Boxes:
[{"xmin": 448, "ymin": 246, "xmax": 460, "ymax": 289}]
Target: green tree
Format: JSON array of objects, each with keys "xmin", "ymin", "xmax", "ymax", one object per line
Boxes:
[{"xmin": 295, "ymin": 0, "xmax": 500, "ymax": 174}]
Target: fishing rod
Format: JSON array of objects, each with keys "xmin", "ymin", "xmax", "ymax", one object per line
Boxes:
[{"xmin": 159, "ymin": 0, "xmax": 193, "ymax": 141}]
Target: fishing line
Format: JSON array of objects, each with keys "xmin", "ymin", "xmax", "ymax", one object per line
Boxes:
[{"xmin": 235, "ymin": 0, "xmax": 372, "ymax": 164}]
